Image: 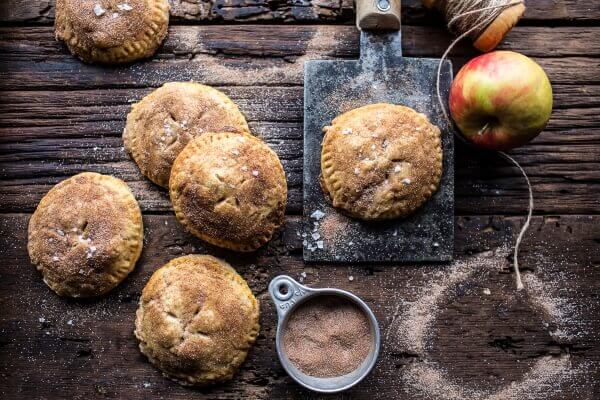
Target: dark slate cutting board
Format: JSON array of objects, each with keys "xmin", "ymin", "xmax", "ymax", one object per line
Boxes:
[{"xmin": 302, "ymin": 31, "xmax": 454, "ymax": 263}]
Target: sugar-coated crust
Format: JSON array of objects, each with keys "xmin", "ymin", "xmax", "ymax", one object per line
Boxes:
[
  {"xmin": 123, "ymin": 82, "xmax": 251, "ymax": 188},
  {"xmin": 134, "ymin": 255, "xmax": 260, "ymax": 386},
  {"xmin": 55, "ymin": 0, "xmax": 170, "ymax": 64},
  {"xmin": 169, "ymin": 132, "xmax": 287, "ymax": 252},
  {"xmin": 321, "ymin": 103, "xmax": 443, "ymax": 220},
  {"xmin": 27, "ymin": 172, "xmax": 143, "ymax": 298}
]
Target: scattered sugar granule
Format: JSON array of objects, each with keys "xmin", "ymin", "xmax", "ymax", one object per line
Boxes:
[
  {"xmin": 79, "ymin": 269, "xmax": 85, "ymax": 275},
  {"xmin": 310, "ymin": 210, "xmax": 325, "ymax": 220},
  {"xmin": 117, "ymin": 3, "xmax": 133, "ymax": 11},
  {"xmin": 354, "ymin": 167, "xmax": 360, "ymax": 175},
  {"xmin": 93, "ymin": 4, "xmax": 106, "ymax": 16},
  {"xmin": 241, "ymin": 166, "xmax": 249, "ymax": 172},
  {"xmin": 316, "ymin": 240, "xmax": 324, "ymax": 249},
  {"xmin": 38, "ymin": 317, "xmax": 45, "ymax": 323},
  {"xmin": 67, "ymin": 320, "xmax": 74, "ymax": 326},
  {"xmin": 142, "ymin": 382, "xmax": 152, "ymax": 388},
  {"xmin": 311, "ymin": 232, "xmax": 321, "ymax": 241},
  {"xmin": 252, "ymin": 170, "xmax": 259, "ymax": 177},
  {"xmin": 52, "ymin": 256, "xmax": 59, "ymax": 262},
  {"xmin": 371, "ymin": 144, "xmax": 376, "ymax": 151},
  {"xmin": 348, "ymin": 241, "xmax": 354, "ymax": 246},
  {"xmin": 401, "ymin": 178, "xmax": 411, "ymax": 185},
  {"xmin": 57, "ymin": 229, "xmax": 64, "ymax": 236},
  {"xmin": 232, "ymin": 149, "xmax": 240, "ymax": 156},
  {"xmin": 371, "ymin": 133, "xmax": 378, "ymax": 138},
  {"xmin": 392, "ymin": 229, "xmax": 398, "ymax": 237},
  {"xmin": 87, "ymin": 246, "xmax": 97, "ymax": 259},
  {"xmin": 382, "ymin": 139, "xmax": 389, "ymax": 148},
  {"xmin": 112, "ymin": 12, "xmax": 119, "ymax": 18},
  {"xmin": 483, "ymin": 288, "xmax": 491, "ymax": 295},
  {"xmin": 348, "ymin": 276, "xmax": 354, "ymax": 282},
  {"xmin": 342, "ymin": 128, "xmax": 352, "ymax": 135},
  {"xmin": 300, "ymin": 271, "xmax": 307, "ymax": 278},
  {"xmin": 432, "ymin": 242, "xmax": 440, "ymax": 248},
  {"xmin": 394, "ymin": 165, "xmax": 402, "ymax": 173}
]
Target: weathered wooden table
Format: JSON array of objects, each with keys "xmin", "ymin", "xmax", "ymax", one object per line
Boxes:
[{"xmin": 1, "ymin": 1, "xmax": 599, "ymax": 399}]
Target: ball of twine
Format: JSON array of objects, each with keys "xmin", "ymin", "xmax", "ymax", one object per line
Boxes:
[{"xmin": 441, "ymin": 0, "xmax": 525, "ymax": 42}]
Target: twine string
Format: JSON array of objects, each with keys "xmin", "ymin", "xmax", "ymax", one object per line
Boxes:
[{"xmin": 434, "ymin": 0, "xmax": 530, "ymax": 290}]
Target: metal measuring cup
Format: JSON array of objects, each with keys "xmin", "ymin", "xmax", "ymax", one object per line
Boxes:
[{"xmin": 268, "ymin": 275, "xmax": 381, "ymax": 393}]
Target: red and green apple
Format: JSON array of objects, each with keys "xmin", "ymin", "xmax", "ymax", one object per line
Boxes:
[{"xmin": 449, "ymin": 51, "xmax": 553, "ymax": 151}]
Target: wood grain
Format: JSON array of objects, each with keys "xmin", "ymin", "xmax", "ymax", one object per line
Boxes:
[
  {"xmin": 1, "ymin": 214, "xmax": 598, "ymax": 399},
  {"xmin": 1, "ymin": 0, "xmax": 599, "ymax": 24},
  {"xmin": 2, "ymin": 26, "xmax": 600, "ymax": 90}
]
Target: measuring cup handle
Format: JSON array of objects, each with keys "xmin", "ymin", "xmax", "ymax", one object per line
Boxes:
[{"xmin": 268, "ymin": 276, "xmax": 311, "ymax": 320}]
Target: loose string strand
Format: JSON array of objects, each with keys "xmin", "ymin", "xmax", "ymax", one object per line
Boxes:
[{"xmin": 434, "ymin": 0, "xmax": 530, "ymax": 290}]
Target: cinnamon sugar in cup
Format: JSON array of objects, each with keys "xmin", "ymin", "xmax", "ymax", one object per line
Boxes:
[{"xmin": 268, "ymin": 276, "xmax": 380, "ymax": 393}]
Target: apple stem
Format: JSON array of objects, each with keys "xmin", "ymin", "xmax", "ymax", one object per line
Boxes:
[
  {"xmin": 477, "ymin": 122, "xmax": 489, "ymax": 136},
  {"xmin": 500, "ymin": 151, "xmax": 532, "ymax": 291}
]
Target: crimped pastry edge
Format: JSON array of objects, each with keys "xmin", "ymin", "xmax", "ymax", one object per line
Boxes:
[
  {"xmin": 169, "ymin": 132, "xmax": 287, "ymax": 252},
  {"xmin": 320, "ymin": 103, "xmax": 443, "ymax": 220},
  {"xmin": 27, "ymin": 172, "xmax": 143, "ymax": 297},
  {"xmin": 55, "ymin": 0, "xmax": 170, "ymax": 64},
  {"xmin": 134, "ymin": 254, "xmax": 260, "ymax": 385}
]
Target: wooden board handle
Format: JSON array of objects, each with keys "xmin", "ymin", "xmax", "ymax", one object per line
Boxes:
[{"xmin": 356, "ymin": 0, "xmax": 401, "ymax": 30}]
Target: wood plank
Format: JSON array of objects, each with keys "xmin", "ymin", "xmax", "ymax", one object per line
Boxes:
[
  {"xmin": 0, "ymin": 214, "xmax": 598, "ymax": 399},
  {"xmin": 3, "ymin": 26, "xmax": 600, "ymax": 61},
  {"xmin": 1, "ymin": 0, "xmax": 599, "ymax": 24},
  {"xmin": 0, "ymin": 26, "xmax": 600, "ymax": 90},
  {"xmin": 1, "ymin": 26, "xmax": 600, "ymax": 91}
]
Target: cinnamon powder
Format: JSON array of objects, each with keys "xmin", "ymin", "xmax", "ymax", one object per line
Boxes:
[{"xmin": 282, "ymin": 295, "xmax": 373, "ymax": 378}]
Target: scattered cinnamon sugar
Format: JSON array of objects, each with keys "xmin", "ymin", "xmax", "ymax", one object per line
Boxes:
[
  {"xmin": 386, "ymin": 246, "xmax": 591, "ymax": 400},
  {"xmin": 282, "ymin": 295, "xmax": 373, "ymax": 377}
]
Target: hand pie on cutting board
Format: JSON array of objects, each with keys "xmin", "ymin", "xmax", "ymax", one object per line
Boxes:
[{"xmin": 321, "ymin": 103, "xmax": 443, "ymax": 220}]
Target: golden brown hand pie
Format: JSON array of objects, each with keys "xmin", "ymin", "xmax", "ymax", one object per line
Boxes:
[
  {"xmin": 123, "ymin": 82, "xmax": 251, "ymax": 188},
  {"xmin": 55, "ymin": 0, "xmax": 169, "ymax": 64},
  {"xmin": 27, "ymin": 172, "xmax": 143, "ymax": 298},
  {"xmin": 321, "ymin": 103, "xmax": 443, "ymax": 220},
  {"xmin": 134, "ymin": 255, "xmax": 260, "ymax": 385},
  {"xmin": 169, "ymin": 132, "xmax": 287, "ymax": 252}
]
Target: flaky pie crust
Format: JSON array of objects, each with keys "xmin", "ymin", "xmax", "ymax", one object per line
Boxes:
[
  {"xmin": 169, "ymin": 132, "xmax": 287, "ymax": 252},
  {"xmin": 134, "ymin": 255, "xmax": 260, "ymax": 385},
  {"xmin": 55, "ymin": 0, "xmax": 170, "ymax": 64},
  {"xmin": 321, "ymin": 103, "xmax": 443, "ymax": 220},
  {"xmin": 27, "ymin": 172, "xmax": 143, "ymax": 298}
]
